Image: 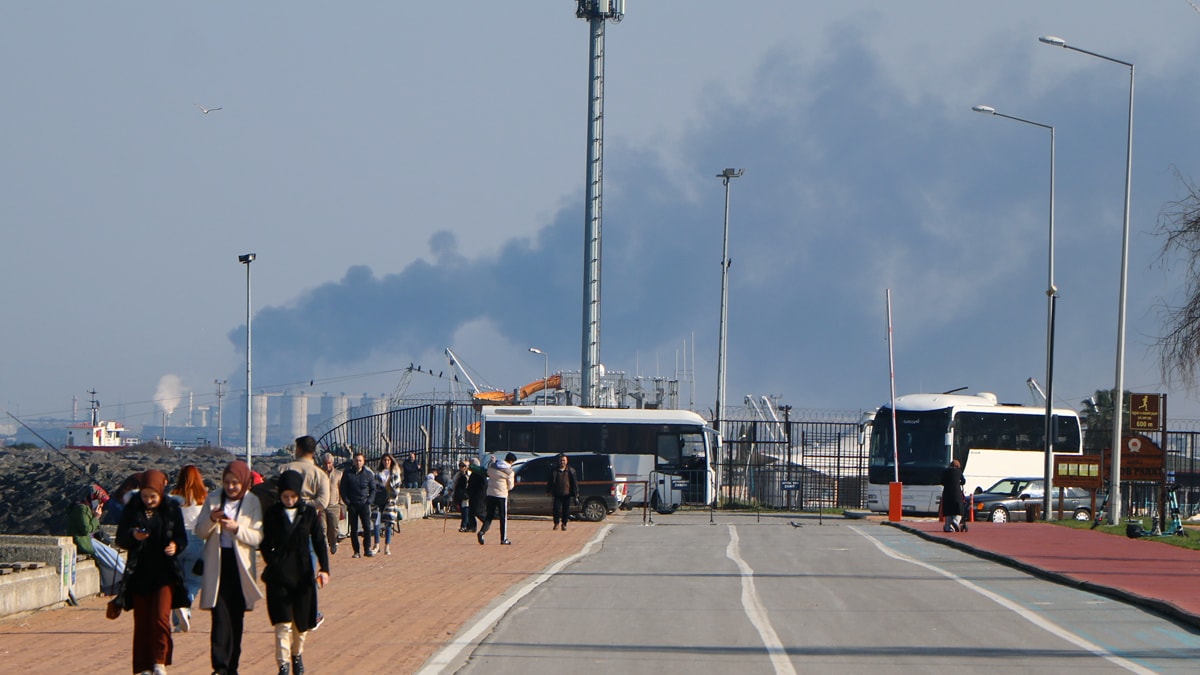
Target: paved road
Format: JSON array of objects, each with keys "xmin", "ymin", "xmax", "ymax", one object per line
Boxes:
[{"xmin": 437, "ymin": 512, "xmax": 1200, "ymax": 674}]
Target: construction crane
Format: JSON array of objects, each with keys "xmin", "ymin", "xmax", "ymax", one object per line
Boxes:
[{"xmin": 1026, "ymin": 377, "xmax": 1047, "ymax": 406}]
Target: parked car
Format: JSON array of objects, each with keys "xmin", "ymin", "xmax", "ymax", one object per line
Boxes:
[
  {"xmin": 508, "ymin": 453, "xmax": 626, "ymax": 522},
  {"xmin": 971, "ymin": 477, "xmax": 1095, "ymax": 523}
]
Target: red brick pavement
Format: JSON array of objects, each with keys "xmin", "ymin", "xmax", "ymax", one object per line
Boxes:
[
  {"xmin": 0, "ymin": 514, "xmax": 601, "ymax": 674},
  {"xmin": 892, "ymin": 519, "xmax": 1200, "ymax": 628}
]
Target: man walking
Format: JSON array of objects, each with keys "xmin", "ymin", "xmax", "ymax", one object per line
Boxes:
[
  {"xmin": 321, "ymin": 454, "xmax": 344, "ymax": 554},
  {"xmin": 546, "ymin": 453, "xmax": 578, "ymax": 531},
  {"xmin": 281, "ymin": 436, "xmax": 330, "ymax": 514},
  {"xmin": 477, "ymin": 453, "xmax": 516, "ymax": 545},
  {"xmin": 339, "ymin": 452, "xmax": 376, "ymax": 558}
]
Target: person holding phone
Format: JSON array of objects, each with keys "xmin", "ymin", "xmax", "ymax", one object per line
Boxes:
[
  {"xmin": 195, "ymin": 460, "xmax": 264, "ymax": 675},
  {"xmin": 115, "ymin": 469, "xmax": 188, "ymax": 675}
]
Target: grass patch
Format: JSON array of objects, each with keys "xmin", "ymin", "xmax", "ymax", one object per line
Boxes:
[{"xmin": 1053, "ymin": 518, "xmax": 1200, "ymax": 551}]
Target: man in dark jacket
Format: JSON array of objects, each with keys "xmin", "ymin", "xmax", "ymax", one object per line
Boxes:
[
  {"xmin": 546, "ymin": 454, "xmax": 578, "ymax": 531},
  {"xmin": 338, "ymin": 452, "xmax": 376, "ymax": 558},
  {"xmin": 941, "ymin": 459, "xmax": 966, "ymax": 532},
  {"xmin": 402, "ymin": 452, "xmax": 422, "ymax": 489}
]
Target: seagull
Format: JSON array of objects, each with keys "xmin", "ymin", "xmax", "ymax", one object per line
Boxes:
[{"xmin": 194, "ymin": 104, "xmax": 223, "ymax": 114}]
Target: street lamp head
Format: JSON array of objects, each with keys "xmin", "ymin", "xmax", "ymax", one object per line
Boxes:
[
  {"xmin": 238, "ymin": 253, "xmax": 256, "ymax": 264},
  {"xmin": 528, "ymin": 347, "xmax": 543, "ymax": 355},
  {"xmin": 717, "ymin": 168, "xmax": 744, "ymax": 179},
  {"xmin": 1038, "ymin": 35, "xmax": 1067, "ymax": 47},
  {"xmin": 971, "ymin": 105, "xmax": 996, "ymax": 115}
]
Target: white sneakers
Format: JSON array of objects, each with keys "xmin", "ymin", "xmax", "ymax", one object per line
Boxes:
[{"xmin": 172, "ymin": 607, "xmax": 191, "ymax": 633}]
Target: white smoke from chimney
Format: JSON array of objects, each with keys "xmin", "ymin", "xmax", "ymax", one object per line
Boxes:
[{"xmin": 155, "ymin": 374, "xmax": 186, "ymax": 415}]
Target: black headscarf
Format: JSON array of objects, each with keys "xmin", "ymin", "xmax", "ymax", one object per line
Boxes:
[{"xmin": 278, "ymin": 469, "xmax": 305, "ymax": 506}]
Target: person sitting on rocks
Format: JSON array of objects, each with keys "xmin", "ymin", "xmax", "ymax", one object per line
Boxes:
[{"xmin": 67, "ymin": 484, "xmax": 126, "ymax": 595}]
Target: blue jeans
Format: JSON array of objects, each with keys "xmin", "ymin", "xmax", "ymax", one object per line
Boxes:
[
  {"xmin": 90, "ymin": 539, "xmax": 126, "ymax": 595},
  {"xmin": 178, "ymin": 533, "xmax": 204, "ymax": 603}
]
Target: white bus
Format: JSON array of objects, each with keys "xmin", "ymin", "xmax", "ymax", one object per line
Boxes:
[
  {"xmin": 865, "ymin": 392, "xmax": 1083, "ymax": 514},
  {"xmin": 479, "ymin": 406, "xmax": 717, "ymax": 512}
]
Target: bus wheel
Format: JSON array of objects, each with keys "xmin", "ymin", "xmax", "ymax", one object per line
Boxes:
[
  {"xmin": 650, "ymin": 490, "xmax": 677, "ymax": 515},
  {"xmin": 581, "ymin": 498, "xmax": 607, "ymax": 522}
]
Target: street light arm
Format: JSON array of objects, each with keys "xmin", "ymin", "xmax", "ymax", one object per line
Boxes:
[{"xmin": 1038, "ymin": 35, "xmax": 1133, "ymax": 68}]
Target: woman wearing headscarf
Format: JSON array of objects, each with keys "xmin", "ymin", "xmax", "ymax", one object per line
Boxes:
[
  {"xmin": 260, "ymin": 470, "xmax": 331, "ymax": 675},
  {"xmin": 114, "ymin": 469, "xmax": 188, "ymax": 675},
  {"xmin": 169, "ymin": 465, "xmax": 207, "ymax": 632},
  {"xmin": 66, "ymin": 483, "xmax": 126, "ymax": 594},
  {"xmin": 195, "ymin": 460, "xmax": 264, "ymax": 675}
]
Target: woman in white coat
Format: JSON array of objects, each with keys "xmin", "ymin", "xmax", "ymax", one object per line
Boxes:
[{"xmin": 195, "ymin": 460, "xmax": 265, "ymax": 675}]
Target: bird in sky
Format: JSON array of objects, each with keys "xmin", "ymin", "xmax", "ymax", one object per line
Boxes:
[{"xmin": 194, "ymin": 104, "xmax": 223, "ymax": 114}]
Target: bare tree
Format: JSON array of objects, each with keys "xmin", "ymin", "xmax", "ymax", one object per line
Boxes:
[{"xmin": 1155, "ymin": 167, "xmax": 1200, "ymax": 388}]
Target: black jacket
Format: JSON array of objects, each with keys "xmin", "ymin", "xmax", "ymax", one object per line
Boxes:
[
  {"xmin": 260, "ymin": 501, "xmax": 329, "ymax": 631},
  {"xmin": 115, "ymin": 493, "xmax": 188, "ymax": 604},
  {"xmin": 546, "ymin": 465, "xmax": 579, "ymax": 498},
  {"xmin": 339, "ymin": 466, "xmax": 376, "ymax": 506}
]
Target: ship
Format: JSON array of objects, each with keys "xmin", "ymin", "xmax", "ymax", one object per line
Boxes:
[{"xmin": 65, "ymin": 391, "xmax": 127, "ymax": 451}]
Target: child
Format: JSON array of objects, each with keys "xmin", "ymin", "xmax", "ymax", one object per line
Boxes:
[{"xmin": 260, "ymin": 470, "xmax": 331, "ymax": 675}]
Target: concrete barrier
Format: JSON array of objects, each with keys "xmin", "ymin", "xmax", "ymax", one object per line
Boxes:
[{"xmin": 0, "ymin": 535, "xmax": 96, "ymax": 617}]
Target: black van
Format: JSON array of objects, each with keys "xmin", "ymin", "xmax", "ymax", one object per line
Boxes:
[{"xmin": 508, "ymin": 453, "xmax": 624, "ymax": 522}]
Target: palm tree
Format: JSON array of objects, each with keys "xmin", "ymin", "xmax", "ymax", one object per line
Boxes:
[{"xmin": 1081, "ymin": 388, "xmax": 1130, "ymax": 453}]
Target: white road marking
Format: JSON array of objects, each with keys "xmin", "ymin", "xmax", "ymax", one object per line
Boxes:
[
  {"xmin": 415, "ymin": 524, "xmax": 613, "ymax": 675},
  {"xmin": 726, "ymin": 524, "xmax": 797, "ymax": 675},
  {"xmin": 851, "ymin": 526, "xmax": 1154, "ymax": 675}
]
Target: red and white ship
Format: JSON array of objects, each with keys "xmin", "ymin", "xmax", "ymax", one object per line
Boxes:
[{"xmin": 66, "ymin": 391, "xmax": 127, "ymax": 451}]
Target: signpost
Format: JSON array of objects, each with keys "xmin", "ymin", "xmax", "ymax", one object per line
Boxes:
[{"xmin": 1129, "ymin": 393, "xmax": 1163, "ymax": 432}]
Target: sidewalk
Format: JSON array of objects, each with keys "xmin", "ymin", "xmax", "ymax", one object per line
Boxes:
[
  {"xmin": 889, "ymin": 519, "xmax": 1200, "ymax": 629},
  {"xmin": 0, "ymin": 514, "xmax": 602, "ymax": 674}
]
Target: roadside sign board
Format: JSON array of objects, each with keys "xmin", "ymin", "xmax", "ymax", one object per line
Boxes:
[
  {"xmin": 781, "ymin": 481, "xmax": 800, "ymax": 491},
  {"xmin": 671, "ymin": 479, "xmax": 689, "ymax": 490},
  {"xmin": 1054, "ymin": 455, "xmax": 1102, "ymax": 490},
  {"xmin": 1128, "ymin": 393, "xmax": 1163, "ymax": 432},
  {"xmin": 1056, "ymin": 434, "xmax": 1166, "ymax": 488}
]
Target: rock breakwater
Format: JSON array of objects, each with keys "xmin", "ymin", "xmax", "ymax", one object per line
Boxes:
[{"xmin": 0, "ymin": 444, "xmax": 292, "ymax": 537}]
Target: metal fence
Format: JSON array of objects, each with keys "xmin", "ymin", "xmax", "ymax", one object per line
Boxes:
[
  {"xmin": 315, "ymin": 402, "xmax": 480, "ymax": 475},
  {"xmin": 309, "ymin": 403, "xmax": 1200, "ymax": 516},
  {"xmin": 714, "ymin": 418, "xmax": 867, "ymax": 510}
]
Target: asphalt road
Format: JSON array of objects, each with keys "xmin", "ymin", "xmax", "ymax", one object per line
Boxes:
[{"xmin": 439, "ymin": 512, "xmax": 1200, "ymax": 674}]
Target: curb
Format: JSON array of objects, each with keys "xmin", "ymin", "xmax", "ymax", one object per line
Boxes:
[{"xmin": 884, "ymin": 520, "xmax": 1200, "ymax": 631}]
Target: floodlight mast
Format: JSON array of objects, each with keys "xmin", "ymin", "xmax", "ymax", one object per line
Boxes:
[{"xmin": 576, "ymin": 0, "xmax": 624, "ymax": 408}]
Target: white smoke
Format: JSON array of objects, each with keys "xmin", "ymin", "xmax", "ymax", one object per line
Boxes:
[{"xmin": 155, "ymin": 374, "xmax": 186, "ymax": 415}]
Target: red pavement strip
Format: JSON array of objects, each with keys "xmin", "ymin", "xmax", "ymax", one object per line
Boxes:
[{"xmin": 888, "ymin": 520, "xmax": 1200, "ymax": 629}]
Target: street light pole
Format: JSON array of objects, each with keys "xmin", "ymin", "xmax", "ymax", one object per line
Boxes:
[
  {"xmin": 239, "ymin": 253, "xmax": 256, "ymax": 470},
  {"xmin": 529, "ymin": 347, "xmax": 549, "ymax": 405},
  {"xmin": 1040, "ymin": 35, "xmax": 1134, "ymax": 526},
  {"xmin": 715, "ymin": 168, "xmax": 744, "ymax": 433},
  {"xmin": 214, "ymin": 379, "xmax": 227, "ymax": 450},
  {"xmin": 972, "ymin": 104, "xmax": 1057, "ymax": 519}
]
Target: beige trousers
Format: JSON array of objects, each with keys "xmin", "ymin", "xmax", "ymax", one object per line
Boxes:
[{"xmin": 274, "ymin": 622, "xmax": 307, "ymax": 665}]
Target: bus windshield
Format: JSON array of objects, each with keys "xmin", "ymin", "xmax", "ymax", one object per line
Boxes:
[{"xmin": 869, "ymin": 407, "xmax": 951, "ymax": 483}]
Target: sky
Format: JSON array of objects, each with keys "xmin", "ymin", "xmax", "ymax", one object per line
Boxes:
[{"xmin": 6, "ymin": 2, "xmax": 1200, "ymax": 435}]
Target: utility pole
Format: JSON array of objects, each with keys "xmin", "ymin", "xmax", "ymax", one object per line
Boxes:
[
  {"xmin": 214, "ymin": 379, "xmax": 227, "ymax": 450},
  {"xmin": 714, "ymin": 168, "xmax": 743, "ymax": 431},
  {"xmin": 576, "ymin": 0, "xmax": 624, "ymax": 407}
]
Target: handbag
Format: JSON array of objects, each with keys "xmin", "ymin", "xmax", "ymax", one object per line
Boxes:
[{"xmin": 105, "ymin": 596, "xmax": 123, "ymax": 620}]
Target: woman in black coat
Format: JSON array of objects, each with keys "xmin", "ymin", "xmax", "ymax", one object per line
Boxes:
[
  {"xmin": 115, "ymin": 469, "xmax": 188, "ymax": 675},
  {"xmin": 260, "ymin": 470, "xmax": 331, "ymax": 675},
  {"xmin": 941, "ymin": 460, "xmax": 966, "ymax": 532}
]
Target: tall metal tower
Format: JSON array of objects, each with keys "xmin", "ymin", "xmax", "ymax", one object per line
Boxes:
[{"xmin": 576, "ymin": 0, "xmax": 624, "ymax": 407}]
